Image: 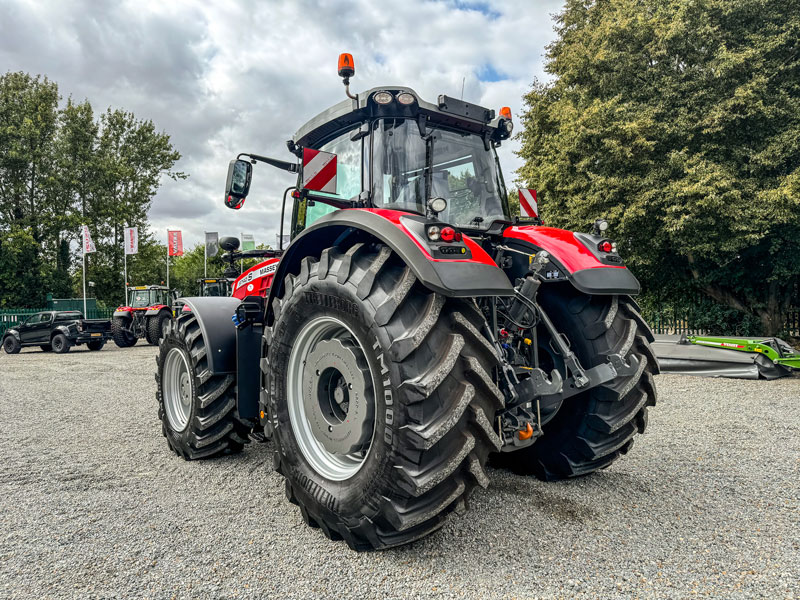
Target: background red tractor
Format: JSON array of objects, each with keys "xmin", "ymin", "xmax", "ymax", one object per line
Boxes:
[
  {"xmin": 156, "ymin": 55, "xmax": 658, "ymax": 551},
  {"xmin": 112, "ymin": 285, "xmax": 175, "ymax": 347}
]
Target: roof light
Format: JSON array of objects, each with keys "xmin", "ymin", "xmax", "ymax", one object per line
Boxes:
[
  {"xmin": 396, "ymin": 92, "xmax": 416, "ymax": 105},
  {"xmin": 500, "ymin": 106, "xmax": 512, "ymax": 120},
  {"xmin": 373, "ymin": 91, "xmax": 393, "ymax": 105},
  {"xmin": 338, "ymin": 53, "xmax": 355, "ymax": 78},
  {"xmin": 504, "ymin": 121, "xmax": 513, "ymax": 134}
]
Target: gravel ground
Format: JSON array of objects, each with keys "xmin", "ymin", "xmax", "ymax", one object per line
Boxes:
[{"xmin": 0, "ymin": 343, "xmax": 798, "ymax": 599}]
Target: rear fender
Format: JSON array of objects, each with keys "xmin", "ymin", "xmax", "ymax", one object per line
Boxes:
[
  {"xmin": 266, "ymin": 208, "xmax": 513, "ymax": 323},
  {"xmin": 113, "ymin": 309, "xmax": 132, "ymax": 319},
  {"xmin": 503, "ymin": 226, "xmax": 641, "ymax": 295},
  {"xmin": 51, "ymin": 325, "xmax": 71, "ymax": 339},
  {"xmin": 144, "ymin": 305, "xmax": 170, "ymax": 317},
  {"xmin": 177, "ymin": 297, "xmax": 259, "ymax": 419}
]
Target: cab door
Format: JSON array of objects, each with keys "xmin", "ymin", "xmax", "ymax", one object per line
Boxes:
[{"xmin": 20, "ymin": 313, "xmax": 49, "ymax": 344}]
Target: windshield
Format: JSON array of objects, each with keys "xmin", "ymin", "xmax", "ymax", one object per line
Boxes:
[
  {"xmin": 201, "ymin": 282, "xmax": 227, "ymax": 297},
  {"xmin": 128, "ymin": 289, "xmax": 165, "ymax": 308},
  {"xmin": 370, "ymin": 119, "xmax": 509, "ymax": 228}
]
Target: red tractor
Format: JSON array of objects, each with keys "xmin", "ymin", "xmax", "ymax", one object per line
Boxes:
[
  {"xmin": 112, "ymin": 285, "xmax": 175, "ymax": 347},
  {"xmin": 156, "ymin": 56, "xmax": 658, "ymax": 550}
]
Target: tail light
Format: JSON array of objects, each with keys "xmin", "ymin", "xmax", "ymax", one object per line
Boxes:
[{"xmin": 598, "ymin": 240, "xmax": 617, "ymax": 253}]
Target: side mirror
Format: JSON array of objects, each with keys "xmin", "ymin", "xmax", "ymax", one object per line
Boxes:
[{"xmin": 224, "ymin": 159, "xmax": 252, "ymax": 209}]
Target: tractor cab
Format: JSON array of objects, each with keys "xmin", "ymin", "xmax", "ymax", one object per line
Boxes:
[
  {"xmin": 126, "ymin": 285, "xmax": 173, "ymax": 310},
  {"xmin": 197, "ymin": 278, "xmax": 233, "ymax": 297}
]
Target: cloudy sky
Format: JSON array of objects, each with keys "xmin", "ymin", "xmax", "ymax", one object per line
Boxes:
[{"xmin": 1, "ymin": 0, "xmax": 563, "ymax": 249}]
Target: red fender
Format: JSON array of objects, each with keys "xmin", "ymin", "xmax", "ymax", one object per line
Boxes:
[{"xmin": 503, "ymin": 225, "xmax": 640, "ymax": 294}]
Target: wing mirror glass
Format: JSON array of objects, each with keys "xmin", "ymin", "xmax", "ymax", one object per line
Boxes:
[{"xmin": 224, "ymin": 159, "xmax": 252, "ymax": 209}]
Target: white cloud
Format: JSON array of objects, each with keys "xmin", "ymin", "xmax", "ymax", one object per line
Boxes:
[{"xmin": 0, "ymin": 0, "xmax": 563, "ymax": 249}]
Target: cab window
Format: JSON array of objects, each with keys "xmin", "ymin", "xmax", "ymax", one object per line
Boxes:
[{"xmin": 293, "ymin": 129, "xmax": 364, "ymax": 235}]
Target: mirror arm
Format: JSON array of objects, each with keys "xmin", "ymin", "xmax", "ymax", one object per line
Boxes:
[
  {"xmin": 301, "ymin": 190, "xmax": 358, "ymax": 209},
  {"xmin": 238, "ymin": 153, "xmax": 298, "ymax": 173}
]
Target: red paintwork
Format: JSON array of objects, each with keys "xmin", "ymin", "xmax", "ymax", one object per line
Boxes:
[
  {"xmin": 231, "ymin": 258, "xmax": 281, "ymax": 299},
  {"xmin": 357, "ymin": 208, "xmax": 497, "ymax": 266},
  {"xmin": 503, "ymin": 226, "xmax": 626, "ymax": 273},
  {"xmin": 113, "ymin": 304, "xmax": 169, "ymax": 313}
]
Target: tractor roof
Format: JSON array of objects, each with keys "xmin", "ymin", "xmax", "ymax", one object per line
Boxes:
[
  {"xmin": 292, "ymin": 86, "xmax": 510, "ymax": 150},
  {"xmin": 128, "ymin": 285, "xmax": 170, "ymax": 290}
]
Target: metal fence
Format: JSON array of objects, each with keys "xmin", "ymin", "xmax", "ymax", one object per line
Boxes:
[
  {"xmin": 0, "ymin": 307, "xmax": 115, "ymax": 337},
  {"xmin": 642, "ymin": 306, "xmax": 800, "ymax": 337}
]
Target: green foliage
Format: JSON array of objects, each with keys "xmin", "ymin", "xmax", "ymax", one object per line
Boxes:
[
  {"xmin": 0, "ymin": 227, "xmax": 45, "ymax": 307},
  {"xmin": 517, "ymin": 0, "xmax": 800, "ymax": 335},
  {"xmin": 0, "ymin": 71, "xmax": 184, "ymax": 309}
]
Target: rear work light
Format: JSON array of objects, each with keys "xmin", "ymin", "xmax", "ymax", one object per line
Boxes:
[
  {"xmin": 396, "ymin": 92, "xmax": 416, "ymax": 105},
  {"xmin": 373, "ymin": 91, "xmax": 393, "ymax": 104}
]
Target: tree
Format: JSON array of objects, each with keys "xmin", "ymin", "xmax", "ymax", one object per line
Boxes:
[
  {"xmin": 0, "ymin": 71, "xmax": 184, "ymax": 309},
  {"xmin": 516, "ymin": 0, "xmax": 800, "ymax": 335}
]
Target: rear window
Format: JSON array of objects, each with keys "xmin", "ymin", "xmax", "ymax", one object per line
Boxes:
[{"xmin": 56, "ymin": 312, "xmax": 82, "ymax": 321}]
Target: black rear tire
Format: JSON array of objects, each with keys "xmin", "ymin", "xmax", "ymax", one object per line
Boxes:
[
  {"xmin": 499, "ymin": 288, "xmax": 658, "ymax": 480},
  {"xmin": 156, "ymin": 314, "xmax": 254, "ymax": 459},
  {"xmin": 87, "ymin": 340, "xmax": 105, "ymax": 351},
  {"xmin": 112, "ymin": 317, "xmax": 137, "ymax": 348},
  {"xmin": 51, "ymin": 333, "xmax": 71, "ymax": 354},
  {"xmin": 265, "ymin": 244, "xmax": 502, "ymax": 550},
  {"xmin": 146, "ymin": 312, "xmax": 170, "ymax": 345},
  {"xmin": 3, "ymin": 336, "xmax": 21, "ymax": 354}
]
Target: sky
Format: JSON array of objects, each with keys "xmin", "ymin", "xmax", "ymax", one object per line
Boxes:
[{"xmin": 0, "ymin": 0, "xmax": 563, "ymax": 250}]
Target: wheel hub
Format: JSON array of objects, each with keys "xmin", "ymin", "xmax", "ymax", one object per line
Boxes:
[
  {"xmin": 163, "ymin": 347, "xmax": 192, "ymax": 432},
  {"xmin": 302, "ymin": 338, "xmax": 372, "ymax": 455}
]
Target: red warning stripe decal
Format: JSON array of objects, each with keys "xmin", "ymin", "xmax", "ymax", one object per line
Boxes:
[{"xmin": 302, "ymin": 148, "xmax": 337, "ymax": 193}]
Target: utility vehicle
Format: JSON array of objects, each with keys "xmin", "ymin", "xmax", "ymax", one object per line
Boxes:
[
  {"xmin": 2, "ymin": 311, "xmax": 111, "ymax": 354},
  {"xmin": 113, "ymin": 285, "xmax": 175, "ymax": 347},
  {"xmin": 156, "ymin": 55, "xmax": 658, "ymax": 550}
]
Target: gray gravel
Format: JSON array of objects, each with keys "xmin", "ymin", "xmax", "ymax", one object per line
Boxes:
[{"xmin": 0, "ymin": 343, "xmax": 798, "ymax": 599}]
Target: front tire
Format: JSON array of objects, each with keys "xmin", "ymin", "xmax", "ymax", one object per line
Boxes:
[
  {"xmin": 502, "ymin": 288, "xmax": 658, "ymax": 480},
  {"xmin": 265, "ymin": 244, "xmax": 502, "ymax": 550},
  {"xmin": 156, "ymin": 313, "xmax": 254, "ymax": 459},
  {"xmin": 3, "ymin": 336, "xmax": 21, "ymax": 354},
  {"xmin": 112, "ymin": 317, "xmax": 137, "ymax": 348},
  {"xmin": 51, "ymin": 333, "xmax": 71, "ymax": 354}
]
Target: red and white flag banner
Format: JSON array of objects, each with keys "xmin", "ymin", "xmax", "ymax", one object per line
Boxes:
[
  {"xmin": 81, "ymin": 224, "xmax": 96, "ymax": 254},
  {"xmin": 168, "ymin": 230, "xmax": 183, "ymax": 256},
  {"xmin": 124, "ymin": 226, "xmax": 138, "ymax": 255},
  {"xmin": 519, "ymin": 188, "xmax": 538, "ymax": 218},
  {"xmin": 302, "ymin": 148, "xmax": 337, "ymax": 194}
]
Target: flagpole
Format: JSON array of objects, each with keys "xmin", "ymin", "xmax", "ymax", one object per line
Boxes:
[
  {"xmin": 204, "ymin": 231, "xmax": 207, "ymax": 278},
  {"xmin": 166, "ymin": 243, "xmax": 170, "ymax": 289},
  {"xmin": 82, "ymin": 251, "xmax": 87, "ymax": 317},
  {"xmin": 124, "ymin": 251, "xmax": 127, "ymax": 305}
]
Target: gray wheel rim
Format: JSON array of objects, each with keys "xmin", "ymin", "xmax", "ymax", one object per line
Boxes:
[
  {"xmin": 53, "ymin": 337, "xmax": 62, "ymax": 351},
  {"xmin": 163, "ymin": 347, "xmax": 193, "ymax": 432},
  {"xmin": 286, "ymin": 316, "xmax": 377, "ymax": 481}
]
